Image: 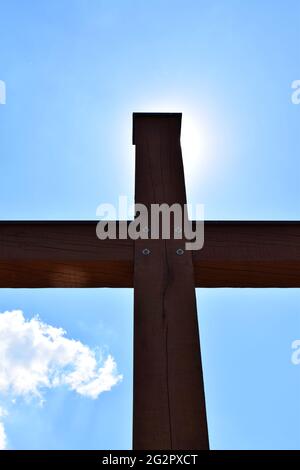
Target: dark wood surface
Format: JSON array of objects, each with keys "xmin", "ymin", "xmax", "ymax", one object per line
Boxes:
[
  {"xmin": 0, "ymin": 221, "xmax": 133, "ymax": 287},
  {"xmin": 193, "ymin": 221, "xmax": 300, "ymax": 287},
  {"xmin": 0, "ymin": 221, "xmax": 299, "ymax": 288},
  {"xmin": 132, "ymin": 113, "xmax": 209, "ymax": 450}
]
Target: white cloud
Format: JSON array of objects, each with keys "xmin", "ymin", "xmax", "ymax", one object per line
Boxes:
[
  {"xmin": 0, "ymin": 407, "xmax": 7, "ymax": 450},
  {"xmin": 0, "ymin": 421, "xmax": 7, "ymax": 450},
  {"xmin": 0, "ymin": 310, "xmax": 122, "ymax": 401}
]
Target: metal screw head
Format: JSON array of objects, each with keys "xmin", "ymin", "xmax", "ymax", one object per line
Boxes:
[
  {"xmin": 176, "ymin": 248, "xmax": 184, "ymax": 256},
  {"xmin": 142, "ymin": 248, "xmax": 151, "ymax": 256}
]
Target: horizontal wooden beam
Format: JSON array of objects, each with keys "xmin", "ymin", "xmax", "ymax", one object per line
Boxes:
[
  {"xmin": 0, "ymin": 221, "xmax": 299, "ymax": 288},
  {"xmin": 193, "ymin": 221, "xmax": 300, "ymax": 287},
  {"xmin": 0, "ymin": 222, "xmax": 133, "ymax": 288}
]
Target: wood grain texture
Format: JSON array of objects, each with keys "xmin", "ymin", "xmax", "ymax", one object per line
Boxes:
[
  {"xmin": 132, "ymin": 113, "xmax": 209, "ymax": 450},
  {"xmin": 193, "ymin": 221, "xmax": 300, "ymax": 287},
  {"xmin": 0, "ymin": 222, "xmax": 133, "ymax": 287},
  {"xmin": 0, "ymin": 221, "xmax": 299, "ymax": 288}
]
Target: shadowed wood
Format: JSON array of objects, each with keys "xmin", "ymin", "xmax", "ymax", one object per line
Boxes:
[
  {"xmin": 0, "ymin": 222, "xmax": 133, "ymax": 287},
  {"xmin": 193, "ymin": 221, "xmax": 300, "ymax": 287},
  {"xmin": 132, "ymin": 113, "xmax": 209, "ymax": 450},
  {"xmin": 0, "ymin": 221, "xmax": 299, "ymax": 288}
]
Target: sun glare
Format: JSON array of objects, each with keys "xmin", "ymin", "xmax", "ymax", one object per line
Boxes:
[{"xmin": 129, "ymin": 100, "xmax": 213, "ymax": 185}]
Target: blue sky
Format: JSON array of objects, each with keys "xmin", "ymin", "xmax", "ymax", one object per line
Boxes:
[{"xmin": 0, "ymin": 0, "xmax": 299, "ymax": 449}]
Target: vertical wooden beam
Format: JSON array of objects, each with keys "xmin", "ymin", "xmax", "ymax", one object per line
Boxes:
[{"xmin": 133, "ymin": 113, "xmax": 209, "ymax": 450}]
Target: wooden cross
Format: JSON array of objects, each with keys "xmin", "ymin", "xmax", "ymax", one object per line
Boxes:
[{"xmin": 0, "ymin": 113, "xmax": 299, "ymax": 450}]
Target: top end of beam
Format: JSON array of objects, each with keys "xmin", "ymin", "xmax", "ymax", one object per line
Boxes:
[{"xmin": 132, "ymin": 112, "xmax": 182, "ymax": 145}]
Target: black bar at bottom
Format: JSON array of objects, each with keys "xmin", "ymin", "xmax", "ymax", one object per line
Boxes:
[{"xmin": 0, "ymin": 450, "xmax": 299, "ymax": 465}]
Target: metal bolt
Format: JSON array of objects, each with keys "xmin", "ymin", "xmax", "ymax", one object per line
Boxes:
[
  {"xmin": 142, "ymin": 248, "xmax": 151, "ymax": 256},
  {"xmin": 176, "ymin": 248, "xmax": 184, "ymax": 256}
]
